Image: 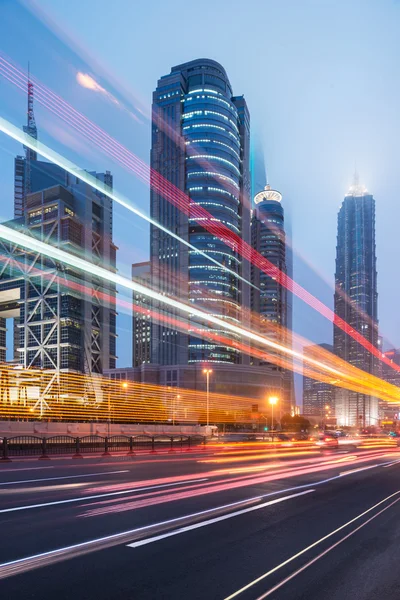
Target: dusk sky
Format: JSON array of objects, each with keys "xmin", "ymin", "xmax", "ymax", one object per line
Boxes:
[{"xmin": 1, "ymin": 0, "xmax": 400, "ymax": 379}]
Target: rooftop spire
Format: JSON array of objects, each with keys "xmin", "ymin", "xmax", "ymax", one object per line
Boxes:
[
  {"xmin": 23, "ymin": 63, "xmax": 37, "ymax": 162},
  {"xmin": 353, "ymin": 166, "xmax": 359, "ymax": 188},
  {"xmin": 347, "ymin": 167, "xmax": 368, "ymax": 196}
]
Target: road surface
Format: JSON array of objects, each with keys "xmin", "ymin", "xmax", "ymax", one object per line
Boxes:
[{"xmin": 1, "ymin": 444, "xmax": 400, "ymax": 599}]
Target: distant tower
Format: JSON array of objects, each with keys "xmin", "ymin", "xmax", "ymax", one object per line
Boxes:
[
  {"xmin": 251, "ymin": 184, "xmax": 292, "ymax": 414},
  {"xmin": 303, "ymin": 343, "xmax": 334, "ymax": 416},
  {"xmin": 132, "ymin": 261, "xmax": 151, "ymax": 367},
  {"xmin": 334, "ymin": 173, "xmax": 379, "ymax": 426}
]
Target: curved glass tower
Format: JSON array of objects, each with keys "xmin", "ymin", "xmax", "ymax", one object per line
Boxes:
[
  {"xmin": 251, "ymin": 184, "xmax": 292, "ymax": 413},
  {"xmin": 150, "ymin": 59, "xmax": 250, "ymax": 366},
  {"xmin": 251, "ymin": 185, "xmax": 287, "ymax": 334}
]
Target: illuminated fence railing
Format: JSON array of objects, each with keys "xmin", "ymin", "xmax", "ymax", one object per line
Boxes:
[{"xmin": 0, "ymin": 364, "xmax": 252, "ymax": 424}]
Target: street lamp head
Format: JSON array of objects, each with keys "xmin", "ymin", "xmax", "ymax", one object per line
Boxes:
[
  {"xmin": 325, "ymin": 405, "xmax": 330, "ymax": 410},
  {"xmin": 122, "ymin": 382, "xmax": 128, "ymax": 389},
  {"xmin": 203, "ymin": 369, "xmax": 212, "ymax": 374},
  {"xmin": 269, "ymin": 396, "xmax": 278, "ymax": 405}
]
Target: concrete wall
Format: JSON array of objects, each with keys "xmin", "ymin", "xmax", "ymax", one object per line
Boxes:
[{"xmin": 0, "ymin": 421, "xmax": 208, "ymax": 438}]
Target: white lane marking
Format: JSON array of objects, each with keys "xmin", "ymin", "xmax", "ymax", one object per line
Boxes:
[
  {"xmin": 339, "ymin": 465, "xmax": 378, "ymax": 476},
  {"xmin": 0, "ymin": 466, "xmax": 54, "ymax": 472},
  {"xmin": 0, "ymin": 488, "xmax": 313, "ymax": 579},
  {"xmin": 0, "ymin": 478, "xmax": 209, "ymax": 514},
  {"xmin": 127, "ymin": 490, "xmax": 314, "ymax": 549},
  {"xmin": 0, "ymin": 470, "xmax": 129, "ymax": 486},
  {"xmin": 383, "ymin": 458, "xmax": 400, "ymax": 468},
  {"xmin": 223, "ymin": 489, "xmax": 400, "ymax": 600},
  {"xmin": 255, "ymin": 495, "xmax": 400, "ymax": 599}
]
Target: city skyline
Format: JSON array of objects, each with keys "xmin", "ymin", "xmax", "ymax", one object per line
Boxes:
[
  {"xmin": 1, "ymin": 5, "xmax": 400, "ymax": 599},
  {"xmin": 1, "ymin": 1, "xmax": 400, "ymax": 373}
]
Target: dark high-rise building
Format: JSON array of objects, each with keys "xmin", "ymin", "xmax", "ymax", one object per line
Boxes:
[
  {"xmin": 303, "ymin": 343, "xmax": 334, "ymax": 416},
  {"xmin": 250, "ymin": 184, "xmax": 291, "ymax": 413},
  {"xmin": 150, "ymin": 58, "xmax": 251, "ymax": 366},
  {"xmin": 380, "ymin": 348, "xmax": 400, "ymax": 421},
  {"xmin": 0, "ymin": 81, "xmax": 117, "ymax": 376},
  {"xmin": 132, "ymin": 261, "xmax": 151, "ymax": 367},
  {"xmin": 334, "ymin": 175, "xmax": 378, "ymax": 426}
]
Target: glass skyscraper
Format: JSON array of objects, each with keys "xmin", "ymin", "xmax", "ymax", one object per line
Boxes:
[
  {"xmin": 303, "ymin": 343, "xmax": 334, "ymax": 416},
  {"xmin": 251, "ymin": 184, "xmax": 291, "ymax": 413},
  {"xmin": 334, "ymin": 175, "xmax": 379, "ymax": 426},
  {"xmin": 150, "ymin": 59, "xmax": 250, "ymax": 366}
]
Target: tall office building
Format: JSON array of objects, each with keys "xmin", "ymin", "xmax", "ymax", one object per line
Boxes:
[
  {"xmin": 111, "ymin": 59, "xmax": 284, "ymax": 403},
  {"xmin": 334, "ymin": 174, "xmax": 379, "ymax": 426},
  {"xmin": 250, "ymin": 184, "xmax": 291, "ymax": 413},
  {"xmin": 380, "ymin": 348, "xmax": 400, "ymax": 421},
  {"xmin": 303, "ymin": 343, "xmax": 334, "ymax": 416},
  {"xmin": 150, "ymin": 59, "xmax": 251, "ymax": 366},
  {"xmin": 0, "ymin": 82, "xmax": 117, "ymax": 376},
  {"xmin": 132, "ymin": 261, "xmax": 151, "ymax": 367}
]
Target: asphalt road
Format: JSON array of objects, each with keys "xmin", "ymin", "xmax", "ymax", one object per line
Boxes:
[{"xmin": 1, "ymin": 445, "xmax": 400, "ymax": 600}]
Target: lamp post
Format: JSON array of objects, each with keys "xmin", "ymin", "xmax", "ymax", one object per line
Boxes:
[
  {"xmin": 173, "ymin": 394, "xmax": 180, "ymax": 426},
  {"xmin": 269, "ymin": 396, "xmax": 278, "ymax": 441},
  {"xmin": 203, "ymin": 369, "xmax": 212, "ymax": 427}
]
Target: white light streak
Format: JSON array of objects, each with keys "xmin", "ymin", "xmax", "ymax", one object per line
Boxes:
[
  {"xmin": 0, "ymin": 116, "xmax": 256, "ymax": 290},
  {"xmin": 0, "ymin": 220, "xmax": 347, "ymax": 381}
]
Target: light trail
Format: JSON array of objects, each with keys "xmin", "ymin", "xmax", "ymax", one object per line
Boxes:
[
  {"xmin": 0, "ymin": 470, "xmax": 130, "ymax": 487},
  {"xmin": 0, "ymin": 58, "xmax": 397, "ymax": 375},
  {"xmin": 0, "ymin": 207, "xmax": 399, "ymax": 406},
  {"xmin": 0, "ymin": 455, "xmax": 395, "ymax": 581},
  {"xmin": 0, "ymin": 478, "xmax": 209, "ymax": 515},
  {"xmin": 0, "ymin": 251, "xmax": 394, "ymax": 406},
  {"xmin": 80, "ymin": 450, "xmax": 397, "ymax": 518},
  {"xmin": 0, "ymin": 58, "xmax": 256, "ymax": 291},
  {"xmin": 0, "ymin": 217, "xmax": 391, "ymax": 400}
]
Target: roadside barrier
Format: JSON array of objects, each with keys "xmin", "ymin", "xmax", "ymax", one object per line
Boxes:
[{"xmin": 0, "ymin": 434, "xmax": 207, "ymax": 461}]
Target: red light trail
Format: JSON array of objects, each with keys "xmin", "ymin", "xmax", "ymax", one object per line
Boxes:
[{"xmin": 0, "ymin": 54, "xmax": 397, "ymax": 375}]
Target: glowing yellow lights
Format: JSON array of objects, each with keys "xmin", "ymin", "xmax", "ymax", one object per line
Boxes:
[
  {"xmin": 268, "ymin": 396, "xmax": 278, "ymax": 406},
  {"xmin": 0, "ymin": 363, "xmax": 255, "ymax": 424},
  {"xmin": 203, "ymin": 369, "xmax": 213, "ymax": 374}
]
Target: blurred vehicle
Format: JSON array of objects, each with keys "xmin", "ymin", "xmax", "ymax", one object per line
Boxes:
[{"xmin": 309, "ymin": 433, "xmax": 339, "ymax": 448}]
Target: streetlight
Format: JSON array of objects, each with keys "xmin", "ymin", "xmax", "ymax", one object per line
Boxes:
[
  {"xmin": 173, "ymin": 394, "xmax": 180, "ymax": 426},
  {"xmin": 203, "ymin": 369, "xmax": 212, "ymax": 427},
  {"xmin": 269, "ymin": 396, "xmax": 278, "ymax": 441}
]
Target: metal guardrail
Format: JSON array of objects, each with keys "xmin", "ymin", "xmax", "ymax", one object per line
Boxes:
[{"xmin": 0, "ymin": 434, "xmax": 207, "ymax": 461}]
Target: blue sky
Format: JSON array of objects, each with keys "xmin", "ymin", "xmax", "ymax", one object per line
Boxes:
[{"xmin": 1, "ymin": 0, "xmax": 400, "ymax": 377}]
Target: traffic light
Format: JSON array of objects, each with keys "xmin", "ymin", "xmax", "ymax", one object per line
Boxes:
[{"xmin": 264, "ymin": 426, "xmax": 269, "ymax": 431}]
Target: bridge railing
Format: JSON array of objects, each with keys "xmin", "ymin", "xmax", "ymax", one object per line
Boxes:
[{"xmin": 0, "ymin": 434, "xmax": 207, "ymax": 461}]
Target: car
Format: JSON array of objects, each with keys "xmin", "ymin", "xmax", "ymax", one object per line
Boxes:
[{"xmin": 309, "ymin": 433, "xmax": 339, "ymax": 448}]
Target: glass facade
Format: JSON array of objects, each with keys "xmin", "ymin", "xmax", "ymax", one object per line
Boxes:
[
  {"xmin": 251, "ymin": 187, "xmax": 287, "ymax": 340},
  {"xmin": 334, "ymin": 179, "xmax": 379, "ymax": 426},
  {"xmin": 184, "ymin": 77, "xmax": 242, "ymax": 363},
  {"xmin": 150, "ymin": 59, "xmax": 250, "ymax": 366}
]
